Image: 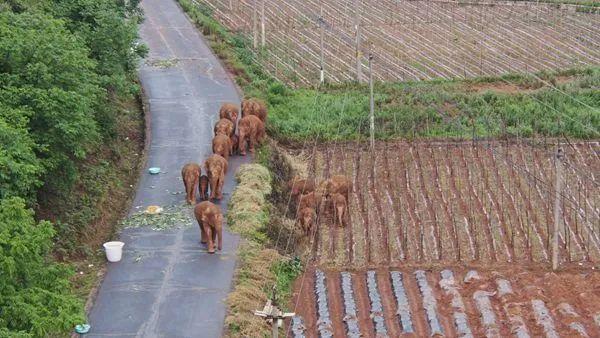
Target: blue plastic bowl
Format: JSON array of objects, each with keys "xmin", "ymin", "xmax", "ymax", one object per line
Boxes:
[{"xmin": 148, "ymin": 167, "xmax": 161, "ymax": 175}]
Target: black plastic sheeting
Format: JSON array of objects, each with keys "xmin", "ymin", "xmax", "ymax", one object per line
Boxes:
[
  {"xmin": 439, "ymin": 270, "xmax": 473, "ymax": 338},
  {"xmin": 291, "ymin": 316, "xmax": 307, "ymax": 338},
  {"xmin": 389, "ymin": 271, "xmax": 414, "ymax": 333},
  {"xmin": 366, "ymin": 270, "xmax": 388, "ymax": 335},
  {"xmin": 340, "ymin": 272, "xmax": 361, "ymax": 338},
  {"xmin": 315, "ymin": 270, "xmax": 334, "ymax": 337},
  {"xmin": 414, "ymin": 270, "xmax": 443, "ymax": 336}
]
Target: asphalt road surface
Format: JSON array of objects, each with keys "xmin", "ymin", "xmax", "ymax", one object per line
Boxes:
[{"xmin": 88, "ymin": 0, "xmax": 249, "ymax": 336}]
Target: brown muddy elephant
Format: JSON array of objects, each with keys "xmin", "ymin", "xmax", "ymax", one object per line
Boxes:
[
  {"xmin": 230, "ymin": 134, "xmax": 239, "ymax": 156},
  {"xmin": 241, "ymin": 98, "xmax": 267, "ymax": 122},
  {"xmin": 219, "ymin": 102, "xmax": 239, "ymax": 124},
  {"xmin": 297, "ymin": 191, "xmax": 323, "ymax": 214},
  {"xmin": 194, "ymin": 201, "xmax": 223, "ymax": 254},
  {"xmin": 181, "ymin": 162, "xmax": 201, "ymax": 204},
  {"xmin": 320, "ymin": 175, "xmax": 352, "ymax": 201},
  {"xmin": 205, "ymin": 154, "xmax": 227, "ymax": 200},
  {"xmin": 214, "ymin": 118, "xmax": 234, "ymax": 137},
  {"xmin": 199, "ymin": 175, "xmax": 209, "ymax": 201},
  {"xmin": 212, "ymin": 134, "xmax": 232, "ymax": 162},
  {"xmin": 238, "ymin": 115, "xmax": 265, "ymax": 156},
  {"xmin": 288, "ymin": 177, "xmax": 316, "ymax": 201},
  {"xmin": 297, "ymin": 207, "xmax": 316, "ymax": 237}
]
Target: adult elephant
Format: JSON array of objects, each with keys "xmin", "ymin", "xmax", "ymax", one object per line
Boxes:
[
  {"xmin": 218, "ymin": 102, "xmax": 239, "ymax": 124},
  {"xmin": 204, "ymin": 154, "xmax": 227, "ymax": 200},
  {"xmin": 194, "ymin": 201, "xmax": 223, "ymax": 254},
  {"xmin": 212, "ymin": 134, "xmax": 232, "ymax": 162},
  {"xmin": 214, "ymin": 118, "xmax": 234, "ymax": 137},
  {"xmin": 181, "ymin": 162, "xmax": 201, "ymax": 204},
  {"xmin": 241, "ymin": 98, "xmax": 267, "ymax": 122},
  {"xmin": 237, "ymin": 115, "xmax": 265, "ymax": 156}
]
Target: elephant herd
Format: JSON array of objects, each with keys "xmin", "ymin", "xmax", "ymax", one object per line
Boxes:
[
  {"xmin": 180, "ymin": 98, "xmax": 267, "ymax": 253},
  {"xmin": 289, "ymin": 174, "xmax": 352, "ymax": 238}
]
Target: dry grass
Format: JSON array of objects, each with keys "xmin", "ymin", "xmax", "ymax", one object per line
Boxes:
[{"xmin": 228, "ymin": 164, "xmax": 271, "ymax": 241}]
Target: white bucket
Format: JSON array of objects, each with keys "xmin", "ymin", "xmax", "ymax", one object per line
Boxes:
[{"xmin": 103, "ymin": 241, "xmax": 125, "ymax": 262}]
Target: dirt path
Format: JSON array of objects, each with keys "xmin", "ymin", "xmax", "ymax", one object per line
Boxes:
[{"xmin": 87, "ymin": 0, "xmax": 250, "ymax": 335}]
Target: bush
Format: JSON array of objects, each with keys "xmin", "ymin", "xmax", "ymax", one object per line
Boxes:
[{"xmin": 0, "ymin": 198, "xmax": 84, "ymax": 336}]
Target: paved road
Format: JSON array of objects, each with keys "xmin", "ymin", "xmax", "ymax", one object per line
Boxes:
[{"xmin": 88, "ymin": 0, "xmax": 248, "ymax": 336}]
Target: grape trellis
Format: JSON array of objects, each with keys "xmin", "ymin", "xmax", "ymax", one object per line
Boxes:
[{"xmin": 201, "ymin": 0, "xmax": 599, "ymax": 86}]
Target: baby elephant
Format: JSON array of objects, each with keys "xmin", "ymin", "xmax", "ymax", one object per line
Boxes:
[
  {"xmin": 288, "ymin": 177, "xmax": 316, "ymax": 201},
  {"xmin": 297, "ymin": 207, "xmax": 317, "ymax": 237},
  {"xmin": 321, "ymin": 175, "xmax": 352, "ymax": 201},
  {"xmin": 298, "ymin": 191, "xmax": 323, "ymax": 214},
  {"xmin": 230, "ymin": 134, "xmax": 239, "ymax": 156},
  {"xmin": 331, "ymin": 193, "xmax": 347, "ymax": 227},
  {"xmin": 212, "ymin": 134, "xmax": 232, "ymax": 162},
  {"xmin": 214, "ymin": 118, "xmax": 235, "ymax": 137},
  {"xmin": 219, "ymin": 102, "xmax": 239, "ymax": 123},
  {"xmin": 199, "ymin": 175, "xmax": 209, "ymax": 201},
  {"xmin": 205, "ymin": 154, "xmax": 228, "ymax": 200},
  {"xmin": 181, "ymin": 162, "xmax": 201, "ymax": 204},
  {"xmin": 194, "ymin": 201, "xmax": 223, "ymax": 254},
  {"xmin": 238, "ymin": 115, "xmax": 265, "ymax": 155}
]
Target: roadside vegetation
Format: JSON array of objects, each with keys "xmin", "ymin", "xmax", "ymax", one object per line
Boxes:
[
  {"xmin": 0, "ymin": 0, "xmax": 146, "ymax": 335},
  {"xmin": 225, "ymin": 163, "xmax": 302, "ymax": 337}
]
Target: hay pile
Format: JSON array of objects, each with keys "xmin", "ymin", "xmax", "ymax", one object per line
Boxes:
[
  {"xmin": 227, "ymin": 164, "xmax": 271, "ymax": 241},
  {"xmin": 225, "ymin": 163, "xmax": 281, "ymax": 337}
]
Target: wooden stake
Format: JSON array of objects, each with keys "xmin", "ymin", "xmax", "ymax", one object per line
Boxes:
[{"xmin": 552, "ymin": 147, "xmax": 563, "ymax": 270}]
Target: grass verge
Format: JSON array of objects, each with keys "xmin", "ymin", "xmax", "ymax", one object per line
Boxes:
[{"xmin": 225, "ymin": 163, "xmax": 302, "ymax": 338}]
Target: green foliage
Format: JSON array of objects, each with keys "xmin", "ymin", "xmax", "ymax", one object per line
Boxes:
[
  {"xmin": 270, "ymin": 257, "xmax": 302, "ymax": 302},
  {"xmin": 0, "ymin": 198, "xmax": 84, "ymax": 336}
]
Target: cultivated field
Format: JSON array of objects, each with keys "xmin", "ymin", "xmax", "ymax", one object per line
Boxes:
[
  {"xmin": 289, "ymin": 266, "xmax": 600, "ymax": 337},
  {"xmin": 288, "ymin": 141, "xmax": 600, "ymax": 267},
  {"xmin": 202, "ymin": 0, "xmax": 600, "ymax": 85}
]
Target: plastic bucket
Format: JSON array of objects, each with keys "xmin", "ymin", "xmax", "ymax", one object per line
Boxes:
[{"xmin": 103, "ymin": 241, "xmax": 125, "ymax": 262}]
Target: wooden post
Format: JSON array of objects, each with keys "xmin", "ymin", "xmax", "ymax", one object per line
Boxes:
[
  {"xmin": 319, "ymin": 5, "xmax": 325, "ymax": 84},
  {"xmin": 354, "ymin": 0, "xmax": 362, "ymax": 82},
  {"xmin": 253, "ymin": 0, "xmax": 258, "ymax": 49},
  {"xmin": 368, "ymin": 50, "xmax": 375, "ymax": 150},
  {"xmin": 260, "ymin": 0, "xmax": 266, "ymax": 47},
  {"xmin": 552, "ymin": 147, "xmax": 563, "ymax": 270}
]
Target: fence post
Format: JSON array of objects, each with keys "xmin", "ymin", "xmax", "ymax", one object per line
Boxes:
[
  {"xmin": 253, "ymin": 0, "xmax": 258, "ymax": 48},
  {"xmin": 260, "ymin": 0, "xmax": 266, "ymax": 47},
  {"xmin": 319, "ymin": 5, "xmax": 325, "ymax": 84},
  {"xmin": 552, "ymin": 147, "xmax": 564, "ymax": 270},
  {"xmin": 368, "ymin": 51, "xmax": 375, "ymax": 150},
  {"xmin": 354, "ymin": 0, "xmax": 362, "ymax": 82}
]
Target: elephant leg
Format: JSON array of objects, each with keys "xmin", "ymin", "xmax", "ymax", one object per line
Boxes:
[
  {"xmin": 184, "ymin": 181, "xmax": 192, "ymax": 204},
  {"xmin": 205, "ymin": 226, "xmax": 215, "ymax": 253},
  {"xmin": 217, "ymin": 176, "xmax": 224, "ymax": 199},
  {"xmin": 239, "ymin": 133, "xmax": 246, "ymax": 155},
  {"xmin": 209, "ymin": 177, "xmax": 217, "ymax": 200},
  {"xmin": 200, "ymin": 221, "xmax": 207, "ymax": 244},
  {"xmin": 249, "ymin": 135, "xmax": 256, "ymax": 153}
]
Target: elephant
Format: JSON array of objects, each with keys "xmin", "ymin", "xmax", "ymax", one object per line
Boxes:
[
  {"xmin": 241, "ymin": 98, "xmax": 267, "ymax": 122},
  {"xmin": 194, "ymin": 201, "xmax": 223, "ymax": 254},
  {"xmin": 238, "ymin": 115, "xmax": 265, "ymax": 156},
  {"xmin": 230, "ymin": 134, "xmax": 239, "ymax": 156},
  {"xmin": 199, "ymin": 175, "xmax": 209, "ymax": 201},
  {"xmin": 297, "ymin": 191, "xmax": 323, "ymax": 214},
  {"xmin": 320, "ymin": 175, "xmax": 352, "ymax": 201},
  {"xmin": 297, "ymin": 207, "xmax": 316, "ymax": 237},
  {"xmin": 212, "ymin": 133, "xmax": 232, "ymax": 162},
  {"xmin": 214, "ymin": 118, "xmax": 235, "ymax": 137},
  {"xmin": 219, "ymin": 102, "xmax": 239, "ymax": 124},
  {"xmin": 205, "ymin": 154, "xmax": 227, "ymax": 200},
  {"xmin": 331, "ymin": 193, "xmax": 347, "ymax": 227},
  {"xmin": 181, "ymin": 162, "xmax": 201, "ymax": 204},
  {"xmin": 288, "ymin": 176, "xmax": 316, "ymax": 201}
]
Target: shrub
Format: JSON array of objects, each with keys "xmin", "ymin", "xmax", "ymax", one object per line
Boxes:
[{"xmin": 0, "ymin": 198, "xmax": 84, "ymax": 336}]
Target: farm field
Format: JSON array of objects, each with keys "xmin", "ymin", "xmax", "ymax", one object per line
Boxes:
[
  {"xmin": 286, "ymin": 141, "xmax": 600, "ymax": 268},
  {"xmin": 289, "ymin": 266, "xmax": 600, "ymax": 337},
  {"xmin": 201, "ymin": 0, "xmax": 600, "ymax": 85}
]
